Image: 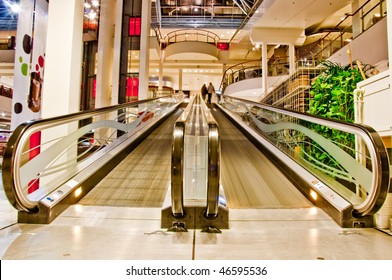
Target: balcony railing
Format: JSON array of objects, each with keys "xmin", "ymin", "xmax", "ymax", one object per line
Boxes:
[{"xmin": 300, "ymin": 0, "xmax": 386, "ymax": 61}]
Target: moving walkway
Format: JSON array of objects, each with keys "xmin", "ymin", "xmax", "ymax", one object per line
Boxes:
[{"xmin": 1, "ymin": 92, "xmax": 390, "ymax": 228}]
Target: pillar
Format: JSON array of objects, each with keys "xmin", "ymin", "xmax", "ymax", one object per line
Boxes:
[
  {"xmin": 261, "ymin": 42, "xmax": 268, "ymax": 96},
  {"xmin": 178, "ymin": 68, "xmax": 183, "ymax": 93},
  {"xmin": 95, "ymin": 0, "xmax": 116, "ymax": 108},
  {"xmin": 138, "ymin": 0, "xmax": 151, "ymax": 100},
  {"xmin": 111, "ymin": 0, "xmax": 123, "ymax": 106},
  {"xmin": 42, "ymin": 0, "xmax": 84, "ymax": 117},
  {"xmin": 288, "ymin": 43, "xmax": 295, "ymax": 75},
  {"xmin": 352, "ymin": 0, "xmax": 362, "ymax": 38},
  {"xmin": 387, "ymin": 0, "xmax": 392, "ymax": 72},
  {"xmin": 158, "ymin": 62, "xmax": 163, "ymax": 93}
]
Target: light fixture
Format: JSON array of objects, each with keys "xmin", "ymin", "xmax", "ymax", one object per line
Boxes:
[
  {"xmin": 92, "ymin": 0, "xmax": 100, "ymax": 7},
  {"xmin": 10, "ymin": 3, "xmax": 20, "ymax": 13},
  {"xmin": 310, "ymin": 190, "xmax": 318, "ymax": 200},
  {"xmin": 74, "ymin": 187, "xmax": 83, "ymax": 197},
  {"xmin": 4, "ymin": 1, "xmax": 20, "ymax": 13},
  {"xmin": 88, "ymin": 11, "xmax": 97, "ymax": 20}
]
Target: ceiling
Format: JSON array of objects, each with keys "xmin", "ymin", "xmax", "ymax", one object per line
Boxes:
[
  {"xmin": 0, "ymin": 0, "xmax": 19, "ymax": 31},
  {"xmin": 0, "ymin": 0, "xmax": 357, "ymax": 91},
  {"xmin": 154, "ymin": 0, "xmax": 356, "ymax": 85},
  {"xmin": 157, "ymin": 0, "xmax": 258, "ymax": 29}
]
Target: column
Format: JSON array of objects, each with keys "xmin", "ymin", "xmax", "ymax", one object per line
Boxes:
[
  {"xmin": 261, "ymin": 42, "xmax": 268, "ymax": 96},
  {"xmin": 288, "ymin": 43, "xmax": 296, "ymax": 75},
  {"xmin": 111, "ymin": 0, "xmax": 123, "ymax": 106},
  {"xmin": 95, "ymin": 0, "xmax": 116, "ymax": 108},
  {"xmin": 178, "ymin": 69, "xmax": 183, "ymax": 93},
  {"xmin": 158, "ymin": 62, "xmax": 163, "ymax": 93},
  {"xmin": 42, "ymin": 0, "xmax": 84, "ymax": 117},
  {"xmin": 351, "ymin": 0, "xmax": 361, "ymax": 38},
  {"xmin": 387, "ymin": 0, "xmax": 392, "ymax": 72},
  {"xmin": 138, "ymin": 0, "xmax": 151, "ymax": 100},
  {"xmin": 40, "ymin": 0, "xmax": 84, "ymax": 188}
]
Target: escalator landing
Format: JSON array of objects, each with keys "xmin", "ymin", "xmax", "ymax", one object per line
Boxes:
[{"xmin": 1, "ymin": 205, "xmax": 392, "ymax": 260}]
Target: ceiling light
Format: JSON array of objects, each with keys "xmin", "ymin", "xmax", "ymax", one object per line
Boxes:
[
  {"xmin": 92, "ymin": 0, "xmax": 100, "ymax": 7},
  {"xmin": 84, "ymin": 3, "xmax": 91, "ymax": 9},
  {"xmin": 88, "ymin": 11, "xmax": 97, "ymax": 20},
  {"xmin": 11, "ymin": 4, "xmax": 20, "ymax": 13}
]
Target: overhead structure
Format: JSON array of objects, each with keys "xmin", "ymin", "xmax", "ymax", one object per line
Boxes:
[{"xmin": 158, "ymin": 0, "xmax": 256, "ymax": 29}]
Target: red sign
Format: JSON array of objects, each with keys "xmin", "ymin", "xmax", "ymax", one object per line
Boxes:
[
  {"xmin": 217, "ymin": 42, "xmax": 230, "ymax": 50},
  {"xmin": 129, "ymin": 17, "xmax": 141, "ymax": 36},
  {"xmin": 126, "ymin": 77, "xmax": 139, "ymax": 97}
]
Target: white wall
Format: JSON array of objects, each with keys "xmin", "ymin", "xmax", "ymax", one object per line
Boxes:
[{"xmin": 329, "ymin": 17, "xmax": 388, "ymax": 67}]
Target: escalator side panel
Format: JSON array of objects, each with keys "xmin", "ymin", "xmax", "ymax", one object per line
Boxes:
[{"xmin": 214, "ymin": 104, "xmax": 375, "ymax": 228}]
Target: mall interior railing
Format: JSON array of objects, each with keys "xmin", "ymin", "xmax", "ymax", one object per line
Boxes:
[
  {"xmin": 162, "ymin": 29, "xmax": 221, "ymax": 48},
  {"xmin": 217, "ymin": 96, "xmax": 390, "ymax": 227},
  {"xmin": 2, "ymin": 94, "xmax": 183, "ymax": 223},
  {"xmin": 220, "ymin": 1, "xmax": 386, "ymax": 97},
  {"xmin": 300, "ymin": 0, "xmax": 386, "ymax": 61}
]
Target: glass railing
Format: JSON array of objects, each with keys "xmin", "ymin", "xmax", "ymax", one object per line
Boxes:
[
  {"xmin": 217, "ymin": 96, "xmax": 390, "ymax": 226},
  {"xmin": 2, "ymin": 94, "xmax": 183, "ymax": 222}
]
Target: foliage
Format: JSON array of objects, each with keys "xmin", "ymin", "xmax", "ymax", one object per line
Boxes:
[
  {"xmin": 305, "ymin": 60, "xmax": 364, "ymax": 171},
  {"xmin": 308, "ymin": 60, "xmax": 364, "ymax": 121}
]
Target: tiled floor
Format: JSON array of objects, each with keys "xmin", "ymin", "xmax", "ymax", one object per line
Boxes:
[
  {"xmin": 0, "ymin": 170, "xmax": 17, "ymax": 230},
  {"xmin": 1, "ymin": 108, "xmax": 391, "ymax": 260},
  {"xmin": 1, "ymin": 203, "xmax": 392, "ymax": 260}
]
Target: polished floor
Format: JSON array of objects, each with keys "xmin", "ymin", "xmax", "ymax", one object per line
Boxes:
[
  {"xmin": 1, "ymin": 203, "xmax": 392, "ymax": 260},
  {"xmin": 1, "ymin": 108, "xmax": 392, "ymax": 260}
]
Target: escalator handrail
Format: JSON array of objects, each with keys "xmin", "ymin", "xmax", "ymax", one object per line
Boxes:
[
  {"xmin": 171, "ymin": 94, "xmax": 197, "ymax": 217},
  {"xmin": 200, "ymin": 96, "xmax": 220, "ymax": 218},
  {"xmin": 2, "ymin": 96, "xmax": 176, "ymax": 212},
  {"xmin": 223, "ymin": 96, "xmax": 390, "ymax": 217}
]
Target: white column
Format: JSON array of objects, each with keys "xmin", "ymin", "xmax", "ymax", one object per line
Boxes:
[
  {"xmin": 178, "ymin": 69, "xmax": 183, "ymax": 93},
  {"xmin": 261, "ymin": 42, "xmax": 268, "ymax": 95},
  {"xmin": 158, "ymin": 62, "xmax": 163, "ymax": 92},
  {"xmin": 42, "ymin": 0, "xmax": 84, "ymax": 117},
  {"xmin": 95, "ymin": 0, "xmax": 116, "ymax": 108},
  {"xmin": 388, "ymin": 0, "xmax": 392, "ymax": 72},
  {"xmin": 40, "ymin": 0, "xmax": 84, "ymax": 184},
  {"xmin": 111, "ymin": 0, "xmax": 123, "ymax": 106},
  {"xmin": 138, "ymin": 0, "xmax": 151, "ymax": 100},
  {"xmin": 352, "ymin": 0, "xmax": 361, "ymax": 38},
  {"xmin": 288, "ymin": 43, "xmax": 296, "ymax": 75}
]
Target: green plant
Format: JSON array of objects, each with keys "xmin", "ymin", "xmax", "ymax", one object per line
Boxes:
[{"xmin": 305, "ymin": 60, "xmax": 364, "ymax": 173}]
